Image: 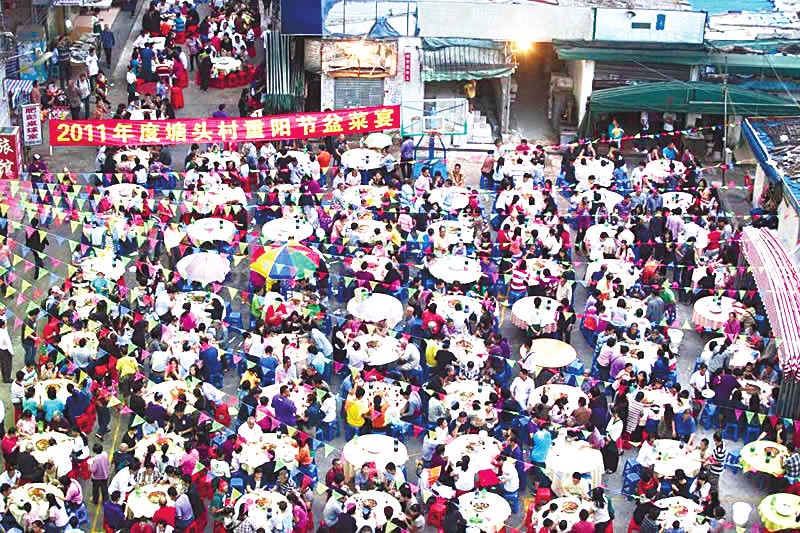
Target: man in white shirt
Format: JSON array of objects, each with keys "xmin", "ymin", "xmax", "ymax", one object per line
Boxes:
[
  {"xmin": 510, "ymin": 369, "xmax": 535, "ymax": 408},
  {"xmin": 0, "ymin": 465, "xmax": 19, "ymax": 488},
  {"xmin": 154, "ymin": 288, "xmax": 174, "ymax": 321},
  {"xmin": 397, "ymin": 340, "xmax": 421, "ymax": 374},
  {"xmin": 689, "ymin": 364, "xmax": 710, "ymax": 399},
  {"xmin": 636, "ymin": 434, "xmax": 657, "ymax": 468},
  {"xmin": 149, "ymin": 343, "xmax": 170, "ymax": 378},
  {"xmin": 0, "ymin": 319, "xmax": 15, "ymax": 383},
  {"xmin": 237, "ymin": 416, "xmax": 263, "ymax": 443},
  {"xmin": 177, "ymin": 344, "xmax": 198, "ymax": 377},
  {"xmin": 347, "ymin": 342, "xmax": 368, "ymax": 371},
  {"xmin": 108, "ymin": 464, "xmax": 137, "ymax": 496},
  {"xmin": 500, "ymin": 456, "xmax": 519, "ymax": 495}
]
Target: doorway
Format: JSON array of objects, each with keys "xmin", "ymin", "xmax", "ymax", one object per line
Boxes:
[{"xmin": 509, "ymin": 42, "xmax": 556, "ymax": 142}]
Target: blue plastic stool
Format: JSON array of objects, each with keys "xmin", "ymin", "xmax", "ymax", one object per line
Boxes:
[
  {"xmin": 228, "ymin": 311, "xmax": 243, "ymax": 330},
  {"xmin": 726, "ymin": 449, "xmax": 742, "ymax": 473},
  {"xmin": 723, "ymin": 423, "xmax": 740, "ymax": 442}
]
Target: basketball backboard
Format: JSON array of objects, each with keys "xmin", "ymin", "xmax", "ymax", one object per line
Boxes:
[{"xmin": 400, "ymin": 98, "xmax": 469, "ymax": 137}]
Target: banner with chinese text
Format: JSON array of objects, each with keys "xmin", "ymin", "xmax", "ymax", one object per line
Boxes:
[
  {"xmin": 48, "ymin": 105, "xmax": 400, "ymax": 147},
  {"xmin": 0, "ymin": 127, "xmax": 22, "ymax": 178}
]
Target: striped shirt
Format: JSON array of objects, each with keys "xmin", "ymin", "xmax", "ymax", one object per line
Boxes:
[{"xmin": 709, "ymin": 442, "xmax": 727, "ymax": 475}]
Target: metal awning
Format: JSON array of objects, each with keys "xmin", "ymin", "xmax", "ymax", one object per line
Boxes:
[
  {"xmin": 741, "ymin": 227, "xmax": 800, "ymax": 381},
  {"xmin": 421, "ymin": 44, "xmax": 513, "ymax": 82}
]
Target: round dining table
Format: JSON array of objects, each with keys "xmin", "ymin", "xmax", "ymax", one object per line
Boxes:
[
  {"xmin": 655, "ymin": 496, "xmax": 709, "ymax": 533},
  {"xmin": 261, "ymin": 216, "xmax": 314, "ymax": 242},
  {"xmin": 341, "ymin": 185, "xmax": 388, "ymax": 208},
  {"xmin": 33, "ymin": 378, "xmax": 75, "ymax": 404},
  {"xmin": 584, "ymin": 259, "xmax": 640, "ymax": 289},
  {"xmin": 458, "ymin": 491, "xmax": 512, "ymax": 533},
  {"xmin": 350, "ymin": 254, "xmax": 393, "ymax": 281},
  {"xmin": 58, "ymin": 329, "xmax": 98, "ymax": 355},
  {"xmin": 495, "ymin": 189, "xmax": 543, "ymax": 216},
  {"xmin": 346, "ymin": 490, "xmax": 403, "ymax": 530},
  {"xmin": 262, "ymin": 382, "xmax": 312, "ymax": 418},
  {"xmin": 60, "ymin": 292, "xmax": 113, "ymax": 320},
  {"xmin": 341, "ymin": 148, "xmax": 383, "ymax": 170},
  {"xmin": 428, "ymin": 255, "xmax": 483, "ymax": 284},
  {"xmin": 546, "ymin": 435, "xmax": 604, "ymax": 496},
  {"xmin": 133, "ymin": 432, "xmax": 186, "ymax": 463},
  {"xmin": 443, "ymin": 380, "xmax": 495, "ymax": 424},
  {"xmin": 8, "ymin": 484, "xmax": 65, "ymax": 527},
  {"xmin": 759, "ymin": 493, "xmax": 800, "ymax": 532},
  {"xmin": 446, "ymin": 333, "xmax": 488, "ymax": 368},
  {"xmin": 644, "ymin": 159, "xmax": 686, "ymax": 184},
  {"xmin": 574, "ymin": 188, "xmax": 623, "ymax": 212},
  {"xmin": 428, "ymin": 186, "xmax": 471, "ymax": 211},
  {"xmin": 510, "ymin": 296, "xmax": 558, "ymax": 333},
  {"xmin": 692, "ymin": 296, "xmax": 740, "ymax": 330},
  {"xmin": 106, "ymin": 183, "xmax": 148, "ymax": 209},
  {"xmin": 346, "ymin": 293, "xmax": 404, "ymax": 327},
  {"xmin": 522, "ymin": 339, "xmax": 577, "ymax": 370},
  {"xmin": 574, "ymin": 157, "xmax": 614, "ymax": 187},
  {"xmin": 704, "ymin": 336, "xmax": 759, "ymax": 368},
  {"xmin": 235, "ymin": 489, "xmax": 292, "ymax": 530},
  {"xmin": 427, "ymin": 219, "xmax": 475, "ymax": 247},
  {"xmin": 81, "ymin": 252, "xmax": 127, "ymax": 281},
  {"xmin": 170, "ymin": 290, "xmax": 227, "ymax": 324},
  {"xmin": 583, "ymin": 224, "xmax": 636, "ymax": 253},
  {"xmin": 446, "ymin": 433, "xmax": 504, "ymax": 471},
  {"xmin": 533, "ymin": 497, "xmax": 592, "ymax": 531},
  {"xmin": 350, "ymin": 333, "xmax": 403, "ymax": 366},
  {"xmin": 652, "ymin": 439, "xmax": 704, "ymax": 478},
  {"xmin": 740, "ymin": 440, "xmax": 788, "ymax": 477},
  {"xmin": 528, "ymin": 384, "xmax": 587, "ymax": 413},
  {"xmin": 236, "ymin": 433, "xmax": 299, "ymax": 474},
  {"xmin": 342, "ymin": 434, "xmax": 408, "ymax": 478},
  {"xmin": 125, "ymin": 483, "xmax": 177, "ymax": 518},
  {"xmin": 429, "ymin": 294, "xmax": 483, "ymax": 323},
  {"xmin": 186, "ymin": 217, "xmax": 237, "ymax": 245},
  {"xmin": 260, "ymin": 333, "xmax": 313, "ymax": 370},
  {"xmin": 662, "ymin": 191, "xmax": 694, "ymax": 211}
]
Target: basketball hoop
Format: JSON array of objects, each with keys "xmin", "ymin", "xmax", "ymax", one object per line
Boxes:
[{"xmin": 426, "ymin": 130, "xmax": 440, "ymax": 138}]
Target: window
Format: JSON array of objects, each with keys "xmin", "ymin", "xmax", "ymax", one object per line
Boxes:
[
  {"xmin": 656, "ymin": 14, "xmax": 666, "ymax": 30},
  {"xmin": 631, "ymin": 21, "xmax": 651, "ymax": 29}
]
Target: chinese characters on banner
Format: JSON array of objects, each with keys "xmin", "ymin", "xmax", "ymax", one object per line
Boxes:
[
  {"xmin": 21, "ymin": 104, "xmax": 42, "ymax": 146},
  {"xmin": 0, "ymin": 127, "xmax": 22, "ymax": 178},
  {"xmin": 48, "ymin": 105, "xmax": 401, "ymax": 147}
]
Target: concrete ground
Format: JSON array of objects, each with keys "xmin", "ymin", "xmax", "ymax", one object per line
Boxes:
[{"xmin": 5, "ymin": 7, "xmax": 771, "ymax": 529}]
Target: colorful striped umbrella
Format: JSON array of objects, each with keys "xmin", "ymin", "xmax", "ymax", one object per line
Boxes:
[{"xmin": 250, "ymin": 242, "xmax": 324, "ymax": 280}]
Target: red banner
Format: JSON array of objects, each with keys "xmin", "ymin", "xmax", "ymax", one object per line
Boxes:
[
  {"xmin": 48, "ymin": 105, "xmax": 400, "ymax": 147},
  {"xmin": 0, "ymin": 127, "xmax": 22, "ymax": 178}
]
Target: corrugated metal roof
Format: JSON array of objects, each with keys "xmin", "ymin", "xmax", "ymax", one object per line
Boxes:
[{"xmin": 421, "ymin": 45, "xmax": 514, "ymax": 81}]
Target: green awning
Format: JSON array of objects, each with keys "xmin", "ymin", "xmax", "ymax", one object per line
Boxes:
[
  {"xmin": 586, "ymin": 81, "xmax": 800, "ymax": 116},
  {"xmin": 421, "ymin": 44, "xmax": 514, "ymax": 82},
  {"xmin": 555, "ymin": 40, "xmax": 800, "ymax": 77}
]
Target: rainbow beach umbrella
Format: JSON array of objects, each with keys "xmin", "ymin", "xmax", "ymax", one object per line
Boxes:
[{"xmin": 250, "ymin": 242, "xmax": 324, "ymax": 280}]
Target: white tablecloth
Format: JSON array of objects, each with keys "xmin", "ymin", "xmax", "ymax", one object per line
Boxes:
[
  {"xmin": 574, "ymin": 157, "xmax": 614, "ymax": 187},
  {"xmin": 546, "ymin": 436, "xmax": 604, "ymax": 496},
  {"xmin": 262, "ymin": 383, "xmax": 311, "ymax": 418},
  {"xmin": 33, "ymin": 378, "xmax": 75, "ymax": 404},
  {"xmin": 428, "ymin": 256, "xmax": 482, "ymax": 284},
  {"xmin": 630, "ymin": 389, "xmax": 683, "ymax": 421},
  {"xmin": 341, "ymin": 148, "xmax": 383, "ymax": 170},
  {"xmin": 261, "ymin": 216, "xmax": 314, "ymax": 242},
  {"xmin": 500, "ymin": 217, "xmax": 552, "ymax": 245},
  {"xmin": 186, "ymin": 217, "xmax": 237, "ymax": 244},
  {"xmin": 584, "ymin": 259, "xmax": 640, "ymax": 289},
  {"xmin": 533, "ymin": 497, "xmax": 592, "ymax": 531},
  {"xmin": 351, "ymin": 254, "xmax": 393, "ymax": 281},
  {"xmin": 106, "ymin": 183, "xmax": 148, "ymax": 210},
  {"xmin": 342, "ymin": 434, "xmax": 408, "ymax": 476},
  {"xmin": 170, "ymin": 290, "xmax": 227, "ymax": 324},
  {"xmin": 704, "ymin": 336, "xmax": 759, "ymax": 368},
  {"xmin": 260, "ymin": 333, "xmax": 313, "ymax": 370},
  {"xmin": 444, "ymin": 381, "xmax": 495, "ymax": 425},
  {"xmin": 653, "ymin": 439, "xmax": 703, "ymax": 478},
  {"xmin": 235, "ymin": 490, "xmax": 291, "ymax": 530},
  {"xmin": 210, "ymin": 56, "xmax": 242, "ymax": 76},
  {"xmin": 145, "ymin": 379, "xmax": 199, "ymax": 414},
  {"xmin": 692, "ymin": 296, "xmax": 738, "ymax": 330},
  {"xmin": 496, "ymin": 189, "xmax": 543, "ymax": 216},
  {"xmin": 134, "ymin": 432, "xmax": 186, "ymax": 464},
  {"xmin": 522, "ymin": 339, "xmax": 577, "ymax": 370},
  {"xmin": 445, "ymin": 433, "xmax": 503, "ymax": 471},
  {"xmin": 662, "ymin": 191, "xmax": 694, "ymax": 211},
  {"xmin": 427, "ymin": 220, "xmax": 475, "ymax": 247},
  {"xmin": 81, "ymin": 252, "xmax": 126, "ymax": 281},
  {"xmin": 341, "ymin": 185, "xmax": 388, "ymax": 208},
  {"xmin": 528, "ymin": 384, "xmax": 587, "ymax": 413},
  {"xmin": 575, "ymin": 188, "xmax": 623, "ymax": 212},
  {"xmin": 346, "ymin": 491, "xmax": 403, "ymax": 530},
  {"xmin": 644, "ymin": 159, "xmax": 686, "ymax": 183},
  {"xmin": 58, "ymin": 330, "xmax": 98, "ymax": 355},
  {"xmin": 236, "ymin": 433, "xmax": 299, "ymax": 472},
  {"xmin": 195, "ymin": 185, "xmax": 247, "ymax": 212},
  {"xmin": 19, "ymin": 431, "xmax": 74, "ymax": 468},
  {"xmin": 347, "ymin": 293, "xmax": 404, "ymax": 327},
  {"xmin": 350, "ymin": 333, "xmax": 402, "ymax": 366},
  {"xmin": 655, "ymin": 496, "xmax": 709, "ymax": 533},
  {"xmin": 429, "ymin": 294, "xmax": 483, "ymax": 323},
  {"xmin": 125, "ymin": 483, "xmax": 176, "ymax": 518},
  {"xmin": 447, "ymin": 334, "xmax": 488, "ymax": 368},
  {"xmin": 584, "ymin": 224, "xmax": 636, "ymax": 253},
  {"xmin": 8, "ymin": 484, "xmax": 64, "ymax": 527},
  {"xmin": 428, "ymin": 186, "xmax": 471, "ymax": 211},
  {"xmin": 458, "ymin": 491, "xmax": 512, "ymax": 533},
  {"xmin": 346, "ymin": 218, "xmax": 390, "ymax": 244},
  {"xmin": 199, "ymin": 150, "xmax": 241, "ymax": 169},
  {"xmin": 60, "ymin": 292, "xmax": 113, "ymax": 320},
  {"xmin": 511, "ymin": 296, "xmax": 558, "ymax": 333}
]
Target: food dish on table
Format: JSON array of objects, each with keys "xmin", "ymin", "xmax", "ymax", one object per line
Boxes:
[
  {"xmin": 562, "ymin": 502, "xmax": 578, "ymax": 513},
  {"xmin": 765, "ymin": 446, "xmax": 780, "ymax": 455},
  {"xmin": 473, "ymin": 502, "xmax": 490, "ymax": 511},
  {"xmin": 28, "ymin": 487, "xmax": 46, "ymax": 499},
  {"xmin": 362, "ymin": 499, "xmax": 378, "ymax": 509},
  {"xmin": 671, "ymin": 505, "xmax": 688, "ymax": 517},
  {"xmin": 367, "ymin": 340, "xmax": 380, "ymax": 349},
  {"xmin": 35, "ymin": 439, "xmax": 49, "ymax": 451},
  {"xmin": 148, "ymin": 491, "xmax": 166, "ymax": 504}
]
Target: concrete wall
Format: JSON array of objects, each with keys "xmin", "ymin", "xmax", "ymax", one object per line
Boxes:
[
  {"xmin": 593, "ymin": 8, "xmax": 706, "ymax": 44},
  {"xmin": 567, "ymin": 59, "xmax": 594, "ymax": 125},
  {"xmin": 417, "ymin": 2, "xmax": 592, "ymax": 41},
  {"xmin": 320, "ymin": 37, "xmax": 423, "ymax": 110},
  {"xmin": 752, "ymin": 165, "xmax": 766, "ymax": 209},
  {"xmin": 778, "ymin": 197, "xmax": 800, "ymax": 255}
]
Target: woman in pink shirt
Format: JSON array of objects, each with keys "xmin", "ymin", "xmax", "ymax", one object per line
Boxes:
[
  {"xmin": 178, "ymin": 441, "xmax": 199, "ymax": 477},
  {"xmin": 178, "ymin": 303, "xmax": 198, "ymax": 332},
  {"xmin": 723, "ymin": 312, "xmax": 741, "ymax": 342}
]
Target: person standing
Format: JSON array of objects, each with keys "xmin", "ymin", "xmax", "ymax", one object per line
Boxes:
[
  {"xmin": 100, "ymin": 26, "xmax": 116, "ymax": 69},
  {"xmin": 20, "ymin": 309, "xmax": 38, "ymax": 368},
  {"xmin": 0, "ymin": 319, "xmax": 13, "ymax": 383},
  {"xmin": 85, "ymin": 48, "xmax": 100, "ymax": 92},
  {"xmin": 56, "ymin": 37, "xmax": 72, "ymax": 88},
  {"xmin": 400, "ymin": 136, "xmax": 414, "ymax": 180},
  {"xmin": 67, "ymin": 80, "xmax": 81, "ymax": 120},
  {"xmin": 198, "ymin": 48, "xmax": 212, "ymax": 91},
  {"xmin": 139, "ymin": 42, "xmax": 155, "ymax": 82},
  {"xmin": 186, "ymin": 34, "xmax": 200, "ymax": 71},
  {"xmin": 89, "ymin": 444, "xmax": 109, "ymax": 504},
  {"xmin": 25, "ymin": 218, "xmax": 48, "ymax": 281},
  {"xmin": 75, "ymin": 74, "xmax": 91, "ymax": 119}
]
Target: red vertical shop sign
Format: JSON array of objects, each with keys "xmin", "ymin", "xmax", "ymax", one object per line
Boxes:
[
  {"xmin": 0, "ymin": 127, "xmax": 23, "ymax": 178},
  {"xmin": 403, "ymin": 51, "xmax": 412, "ymax": 82}
]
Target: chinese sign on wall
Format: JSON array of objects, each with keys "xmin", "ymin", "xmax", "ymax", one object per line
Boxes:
[
  {"xmin": 48, "ymin": 105, "xmax": 400, "ymax": 147},
  {"xmin": 0, "ymin": 127, "xmax": 22, "ymax": 178},
  {"xmin": 321, "ymin": 41, "xmax": 397, "ymax": 78},
  {"xmin": 21, "ymin": 104, "xmax": 42, "ymax": 146}
]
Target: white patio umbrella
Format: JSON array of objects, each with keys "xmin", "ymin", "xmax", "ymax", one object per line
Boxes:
[
  {"xmin": 176, "ymin": 252, "xmax": 231, "ymax": 285},
  {"xmin": 363, "ymin": 132, "xmax": 392, "ymax": 149}
]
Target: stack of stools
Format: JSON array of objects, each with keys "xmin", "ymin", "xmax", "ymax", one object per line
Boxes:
[{"xmin": 621, "ymin": 457, "xmax": 641, "ymax": 500}]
